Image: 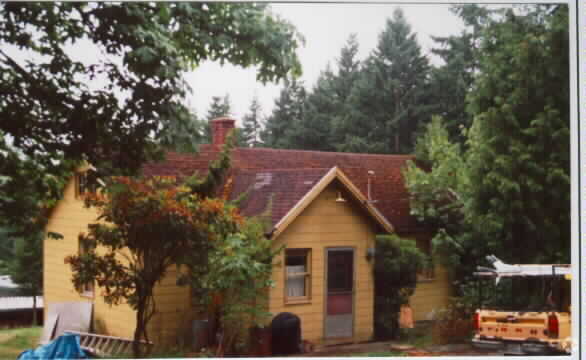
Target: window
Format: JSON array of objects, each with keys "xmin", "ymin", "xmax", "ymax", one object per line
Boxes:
[
  {"xmin": 75, "ymin": 172, "xmax": 96, "ymax": 198},
  {"xmin": 417, "ymin": 264, "xmax": 436, "ymax": 282},
  {"xmin": 78, "ymin": 237, "xmax": 95, "ymax": 297},
  {"xmin": 285, "ymin": 249, "xmax": 311, "ymax": 302},
  {"xmin": 415, "ymin": 238, "xmax": 435, "ymax": 281}
]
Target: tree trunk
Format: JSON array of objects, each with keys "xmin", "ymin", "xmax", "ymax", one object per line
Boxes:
[{"xmin": 133, "ymin": 305, "xmax": 145, "ymax": 358}]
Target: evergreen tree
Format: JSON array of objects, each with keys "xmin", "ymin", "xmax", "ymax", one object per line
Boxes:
[
  {"xmin": 159, "ymin": 109, "xmax": 204, "ymax": 153},
  {"xmin": 404, "ymin": 6, "xmax": 570, "ymax": 297},
  {"xmin": 291, "ymin": 66, "xmax": 337, "ymax": 151},
  {"xmin": 329, "ymin": 34, "xmax": 363, "ymax": 150},
  {"xmin": 344, "ymin": 8, "xmax": 432, "ymax": 154},
  {"xmin": 465, "ymin": 5, "xmax": 570, "ymax": 264},
  {"xmin": 428, "ymin": 5, "xmax": 493, "ymax": 144},
  {"xmin": 261, "ymin": 78, "xmax": 306, "ymax": 148},
  {"xmin": 242, "ymin": 96, "xmax": 264, "ymax": 147},
  {"xmin": 285, "ymin": 34, "xmax": 363, "ymax": 152}
]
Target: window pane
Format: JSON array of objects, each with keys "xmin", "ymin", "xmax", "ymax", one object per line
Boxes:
[
  {"xmin": 327, "ymin": 251, "xmax": 353, "ymax": 292},
  {"xmin": 286, "ymin": 250, "xmax": 309, "ymax": 298}
]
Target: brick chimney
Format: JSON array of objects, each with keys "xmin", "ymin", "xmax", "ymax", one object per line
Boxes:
[{"xmin": 211, "ymin": 117, "xmax": 236, "ymax": 147}]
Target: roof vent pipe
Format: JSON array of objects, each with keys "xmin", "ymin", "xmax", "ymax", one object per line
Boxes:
[{"xmin": 367, "ymin": 170, "xmax": 378, "ymax": 203}]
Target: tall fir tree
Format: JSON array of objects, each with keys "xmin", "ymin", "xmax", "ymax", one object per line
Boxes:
[
  {"xmin": 242, "ymin": 96, "xmax": 264, "ymax": 147},
  {"xmin": 159, "ymin": 108, "xmax": 204, "ymax": 153},
  {"xmin": 329, "ymin": 34, "xmax": 363, "ymax": 151},
  {"xmin": 343, "ymin": 8, "xmax": 432, "ymax": 154},
  {"xmin": 290, "ymin": 65, "xmax": 337, "ymax": 151},
  {"xmin": 428, "ymin": 5, "xmax": 493, "ymax": 144},
  {"xmin": 465, "ymin": 5, "xmax": 570, "ymax": 265},
  {"xmin": 285, "ymin": 34, "xmax": 364, "ymax": 152},
  {"xmin": 261, "ymin": 78, "xmax": 306, "ymax": 149}
]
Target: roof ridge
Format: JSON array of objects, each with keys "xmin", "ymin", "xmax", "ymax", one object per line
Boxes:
[
  {"xmin": 235, "ymin": 167, "xmax": 333, "ymax": 172},
  {"xmin": 165, "ymin": 147, "xmax": 415, "ymax": 160},
  {"xmin": 233, "ymin": 147, "xmax": 414, "ymax": 158}
]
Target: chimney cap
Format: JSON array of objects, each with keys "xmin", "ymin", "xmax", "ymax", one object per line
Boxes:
[{"xmin": 211, "ymin": 116, "xmax": 236, "ymax": 123}]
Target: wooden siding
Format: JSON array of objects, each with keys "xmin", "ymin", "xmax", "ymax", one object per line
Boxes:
[
  {"xmin": 407, "ymin": 233, "xmax": 453, "ymax": 321},
  {"xmin": 268, "ymin": 181, "xmax": 377, "ymax": 345},
  {"xmin": 45, "ymin": 173, "xmax": 453, "ymax": 349},
  {"xmin": 44, "ymin": 176, "xmax": 192, "ymax": 348},
  {"xmin": 410, "ymin": 262, "xmax": 452, "ymax": 321}
]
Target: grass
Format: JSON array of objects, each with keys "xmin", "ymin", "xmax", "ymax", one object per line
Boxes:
[{"xmin": 0, "ymin": 327, "xmax": 42, "ymax": 359}]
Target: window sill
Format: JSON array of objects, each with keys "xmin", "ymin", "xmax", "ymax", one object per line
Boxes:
[
  {"xmin": 80, "ymin": 292, "xmax": 94, "ymax": 299},
  {"xmin": 285, "ymin": 299, "xmax": 311, "ymax": 305}
]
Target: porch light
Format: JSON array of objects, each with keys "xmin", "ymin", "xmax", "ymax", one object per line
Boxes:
[
  {"xmin": 335, "ymin": 191, "xmax": 346, "ymax": 202},
  {"xmin": 366, "ymin": 247, "xmax": 375, "ymax": 261}
]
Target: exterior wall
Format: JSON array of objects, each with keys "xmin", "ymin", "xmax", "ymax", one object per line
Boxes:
[
  {"xmin": 268, "ymin": 182, "xmax": 377, "ymax": 345},
  {"xmin": 148, "ymin": 266, "xmax": 194, "ymax": 348},
  {"xmin": 44, "ymin": 177, "xmax": 137, "ymax": 339},
  {"xmin": 44, "ymin": 176, "xmax": 192, "ymax": 348},
  {"xmin": 410, "ymin": 262, "xmax": 452, "ymax": 321},
  {"xmin": 406, "ymin": 232, "xmax": 453, "ymax": 321}
]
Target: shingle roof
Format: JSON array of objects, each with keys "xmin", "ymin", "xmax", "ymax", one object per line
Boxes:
[
  {"xmin": 142, "ymin": 146, "xmax": 420, "ymax": 233},
  {"xmin": 228, "ymin": 168, "xmax": 331, "ymax": 228}
]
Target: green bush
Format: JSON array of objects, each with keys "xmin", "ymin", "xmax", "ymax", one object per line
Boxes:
[{"xmin": 373, "ymin": 234, "xmax": 428, "ymax": 340}]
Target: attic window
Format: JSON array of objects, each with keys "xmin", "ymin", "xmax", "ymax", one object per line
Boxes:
[
  {"xmin": 75, "ymin": 172, "xmax": 96, "ymax": 198},
  {"xmin": 78, "ymin": 237, "xmax": 95, "ymax": 297}
]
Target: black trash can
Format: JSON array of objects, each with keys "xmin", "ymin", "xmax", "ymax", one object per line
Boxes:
[{"xmin": 271, "ymin": 312, "xmax": 301, "ymax": 355}]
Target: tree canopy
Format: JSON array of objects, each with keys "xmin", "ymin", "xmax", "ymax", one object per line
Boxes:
[
  {"xmin": 403, "ymin": 5, "xmax": 570, "ymax": 297},
  {"xmin": 0, "ymin": 1, "xmax": 303, "ymax": 240}
]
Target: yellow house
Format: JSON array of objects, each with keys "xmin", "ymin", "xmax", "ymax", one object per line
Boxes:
[{"xmin": 43, "ymin": 117, "xmax": 452, "ymax": 348}]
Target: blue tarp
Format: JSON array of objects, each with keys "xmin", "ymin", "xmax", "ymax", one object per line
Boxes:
[{"xmin": 17, "ymin": 333, "xmax": 88, "ymax": 360}]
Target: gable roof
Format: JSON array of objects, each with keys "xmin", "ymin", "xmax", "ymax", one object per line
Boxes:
[
  {"xmin": 142, "ymin": 146, "xmax": 420, "ymax": 233},
  {"xmin": 270, "ymin": 167, "xmax": 394, "ymax": 239}
]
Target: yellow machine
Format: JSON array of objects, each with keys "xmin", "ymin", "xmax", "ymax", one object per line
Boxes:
[{"xmin": 471, "ymin": 256, "xmax": 571, "ymax": 355}]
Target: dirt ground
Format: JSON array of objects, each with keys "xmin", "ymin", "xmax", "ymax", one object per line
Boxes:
[{"xmin": 304, "ymin": 341, "xmax": 501, "ymax": 357}]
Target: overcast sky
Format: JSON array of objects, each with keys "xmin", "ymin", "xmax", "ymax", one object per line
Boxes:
[{"xmin": 187, "ymin": 3, "xmax": 466, "ymax": 124}]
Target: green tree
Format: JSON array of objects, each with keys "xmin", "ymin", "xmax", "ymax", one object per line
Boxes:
[
  {"xmin": 6, "ymin": 233, "xmax": 43, "ymax": 325},
  {"xmin": 465, "ymin": 5, "xmax": 570, "ymax": 265},
  {"xmin": 373, "ymin": 234, "xmax": 427, "ymax": 339},
  {"xmin": 404, "ymin": 6, "xmax": 570, "ymax": 300},
  {"xmin": 261, "ymin": 77, "xmax": 306, "ymax": 148},
  {"xmin": 290, "ymin": 66, "xmax": 337, "ymax": 151},
  {"xmin": 0, "ymin": 2, "xmax": 302, "ymax": 242},
  {"xmin": 192, "ymin": 220, "xmax": 280, "ymax": 356},
  {"xmin": 283, "ymin": 34, "xmax": 363, "ymax": 152},
  {"xmin": 242, "ymin": 96, "xmax": 264, "ymax": 147},
  {"xmin": 343, "ymin": 8, "xmax": 431, "ymax": 154},
  {"xmin": 159, "ymin": 108, "xmax": 204, "ymax": 153},
  {"xmin": 428, "ymin": 5, "xmax": 494, "ymax": 144},
  {"xmin": 330, "ymin": 34, "xmax": 363, "ymax": 150},
  {"xmin": 403, "ymin": 117, "xmax": 484, "ymax": 287}
]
